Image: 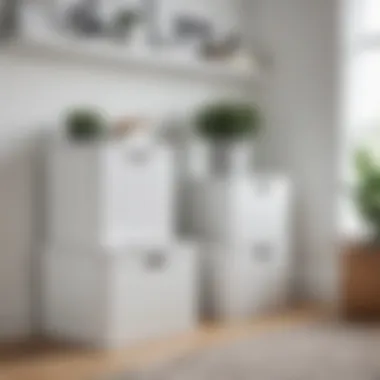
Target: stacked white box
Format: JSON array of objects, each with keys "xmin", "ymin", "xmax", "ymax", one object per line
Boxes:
[
  {"xmin": 189, "ymin": 175, "xmax": 292, "ymax": 321},
  {"xmin": 47, "ymin": 139, "xmax": 175, "ymax": 247},
  {"xmin": 188, "ymin": 176, "xmax": 290, "ymax": 245},
  {"xmin": 200, "ymin": 242, "xmax": 290, "ymax": 321},
  {"xmin": 43, "ymin": 138, "xmax": 197, "ymax": 347},
  {"xmin": 42, "ymin": 243, "xmax": 197, "ymax": 348}
]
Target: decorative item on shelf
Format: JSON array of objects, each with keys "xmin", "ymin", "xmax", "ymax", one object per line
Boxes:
[
  {"xmin": 157, "ymin": 116, "xmax": 191, "ymax": 147},
  {"xmin": 0, "ymin": 0, "xmax": 19, "ymax": 39},
  {"xmin": 110, "ymin": 8, "xmax": 140, "ymax": 43},
  {"xmin": 231, "ymin": 49, "xmax": 256, "ymax": 72},
  {"xmin": 173, "ymin": 15, "xmax": 213, "ymax": 43},
  {"xmin": 195, "ymin": 100, "xmax": 261, "ymax": 176},
  {"xmin": 18, "ymin": 0, "xmax": 56, "ymax": 39},
  {"xmin": 65, "ymin": 0, "xmax": 104, "ymax": 37},
  {"xmin": 250, "ymin": 40, "xmax": 274, "ymax": 70},
  {"xmin": 111, "ymin": 115, "xmax": 158, "ymax": 165},
  {"xmin": 199, "ymin": 32, "xmax": 242, "ymax": 62},
  {"xmin": 354, "ymin": 143, "xmax": 380, "ymax": 248},
  {"xmin": 163, "ymin": 14, "xmax": 215, "ymax": 58},
  {"xmin": 65, "ymin": 107, "xmax": 107, "ymax": 142},
  {"xmin": 111, "ymin": 116, "xmax": 146, "ymax": 139},
  {"xmin": 143, "ymin": 0, "xmax": 165, "ymax": 47}
]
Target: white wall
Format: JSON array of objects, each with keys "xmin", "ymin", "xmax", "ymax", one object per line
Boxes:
[
  {"xmin": 0, "ymin": 0, "xmax": 246, "ymax": 338},
  {"xmin": 248, "ymin": 0, "xmax": 342, "ymax": 303}
]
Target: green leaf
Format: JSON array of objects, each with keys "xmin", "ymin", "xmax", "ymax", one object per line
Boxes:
[
  {"xmin": 355, "ymin": 148, "xmax": 375, "ymax": 179},
  {"xmin": 195, "ymin": 101, "xmax": 261, "ymax": 141}
]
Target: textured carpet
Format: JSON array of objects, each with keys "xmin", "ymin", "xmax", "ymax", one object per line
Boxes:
[{"xmin": 115, "ymin": 324, "xmax": 380, "ymax": 380}]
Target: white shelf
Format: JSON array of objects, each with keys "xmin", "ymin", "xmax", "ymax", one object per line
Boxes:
[{"xmin": 8, "ymin": 35, "xmax": 259, "ymax": 87}]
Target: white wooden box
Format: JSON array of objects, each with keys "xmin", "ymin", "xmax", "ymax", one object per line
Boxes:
[
  {"xmin": 187, "ymin": 176, "xmax": 291, "ymax": 244},
  {"xmin": 42, "ymin": 243, "xmax": 198, "ymax": 348},
  {"xmin": 200, "ymin": 242, "xmax": 291, "ymax": 322},
  {"xmin": 47, "ymin": 140, "xmax": 175, "ymax": 247}
]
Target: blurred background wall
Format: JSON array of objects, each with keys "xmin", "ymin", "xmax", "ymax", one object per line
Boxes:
[{"xmin": 247, "ymin": 0, "xmax": 341, "ymax": 304}]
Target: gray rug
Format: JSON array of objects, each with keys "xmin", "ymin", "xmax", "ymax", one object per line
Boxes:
[{"xmin": 116, "ymin": 324, "xmax": 380, "ymax": 380}]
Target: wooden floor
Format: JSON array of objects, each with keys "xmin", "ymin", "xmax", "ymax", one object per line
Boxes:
[{"xmin": 0, "ymin": 307, "xmax": 326, "ymax": 380}]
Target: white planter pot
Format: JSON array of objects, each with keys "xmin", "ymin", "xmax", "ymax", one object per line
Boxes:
[
  {"xmin": 186, "ymin": 139, "xmax": 209, "ymax": 177},
  {"xmin": 208, "ymin": 141, "xmax": 253, "ymax": 177},
  {"xmin": 187, "ymin": 140, "xmax": 253, "ymax": 178}
]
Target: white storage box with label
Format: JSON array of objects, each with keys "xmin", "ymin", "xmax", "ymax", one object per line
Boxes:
[
  {"xmin": 193, "ymin": 175, "xmax": 292, "ymax": 322},
  {"xmin": 187, "ymin": 176, "xmax": 291, "ymax": 244},
  {"xmin": 47, "ymin": 140, "xmax": 175, "ymax": 247},
  {"xmin": 200, "ymin": 242, "xmax": 291, "ymax": 321},
  {"xmin": 42, "ymin": 243, "xmax": 197, "ymax": 348}
]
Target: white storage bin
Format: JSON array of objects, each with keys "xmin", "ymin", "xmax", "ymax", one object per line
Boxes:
[
  {"xmin": 200, "ymin": 242, "xmax": 291, "ymax": 322},
  {"xmin": 47, "ymin": 139, "xmax": 175, "ymax": 247},
  {"xmin": 249, "ymin": 177, "xmax": 291, "ymax": 243},
  {"xmin": 42, "ymin": 242, "xmax": 198, "ymax": 348},
  {"xmin": 187, "ymin": 176, "xmax": 291, "ymax": 244}
]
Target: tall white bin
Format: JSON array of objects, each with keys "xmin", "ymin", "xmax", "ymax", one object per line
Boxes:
[
  {"xmin": 47, "ymin": 139, "xmax": 175, "ymax": 247},
  {"xmin": 190, "ymin": 176, "xmax": 292, "ymax": 321}
]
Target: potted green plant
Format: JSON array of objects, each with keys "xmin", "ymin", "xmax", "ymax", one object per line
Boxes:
[
  {"xmin": 111, "ymin": 9, "xmax": 140, "ymax": 42},
  {"xmin": 195, "ymin": 100, "xmax": 261, "ymax": 176},
  {"xmin": 65, "ymin": 107, "xmax": 106, "ymax": 142},
  {"xmin": 355, "ymin": 146, "xmax": 380, "ymax": 248}
]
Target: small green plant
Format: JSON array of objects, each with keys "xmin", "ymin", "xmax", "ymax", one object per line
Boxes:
[
  {"xmin": 195, "ymin": 101, "xmax": 261, "ymax": 141},
  {"xmin": 65, "ymin": 108, "xmax": 106, "ymax": 142},
  {"xmin": 112, "ymin": 9, "xmax": 139, "ymax": 37},
  {"xmin": 355, "ymin": 147, "xmax": 380, "ymax": 244}
]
